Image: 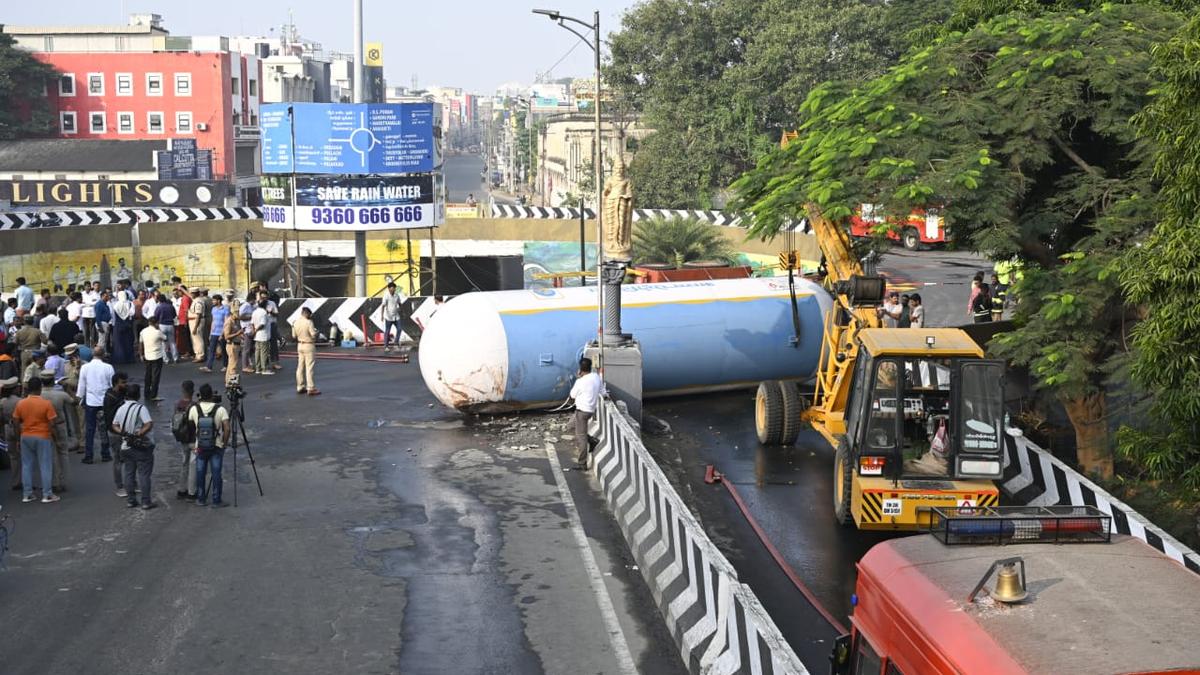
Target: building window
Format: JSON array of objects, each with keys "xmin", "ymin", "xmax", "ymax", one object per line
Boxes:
[
  {"xmin": 116, "ymin": 73, "xmax": 133, "ymax": 96},
  {"xmin": 249, "ymin": 112, "xmax": 258, "ymax": 126},
  {"xmin": 146, "ymin": 73, "xmax": 163, "ymax": 96},
  {"xmin": 175, "ymin": 72, "xmax": 192, "ymax": 96},
  {"xmin": 147, "ymin": 112, "xmax": 164, "ymax": 134},
  {"xmin": 176, "ymin": 111, "xmax": 193, "ymax": 133},
  {"xmin": 249, "ymin": 79, "xmax": 257, "ymax": 96},
  {"xmin": 232, "ymin": 111, "xmax": 240, "ymax": 126},
  {"xmin": 231, "ymin": 77, "xmax": 240, "ymax": 95},
  {"xmin": 117, "ymin": 112, "xmax": 134, "ymax": 134},
  {"xmin": 60, "ymin": 111, "xmax": 77, "ymax": 134},
  {"xmin": 87, "ymin": 73, "xmax": 104, "ymax": 96},
  {"xmin": 58, "ymin": 74, "xmax": 75, "ymax": 97},
  {"xmin": 89, "ymin": 111, "xmax": 106, "ymax": 134}
]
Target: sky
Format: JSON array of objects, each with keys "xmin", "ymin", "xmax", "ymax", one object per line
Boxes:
[{"xmin": 5, "ymin": 0, "xmax": 640, "ymax": 93}]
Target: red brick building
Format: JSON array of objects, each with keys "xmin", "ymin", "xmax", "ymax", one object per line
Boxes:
[{"xmin": 3, "ymin": 15, "xmax": 261, "ymax": 196}]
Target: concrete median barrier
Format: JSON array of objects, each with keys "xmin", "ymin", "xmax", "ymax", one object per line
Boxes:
[
  {"xmin": 1001, "ymin": 432, "xmax": 1200, "ymax": 574},
  {"xmin": 592, "ymin": 400, "xmax": 809, "ymax": 675}
]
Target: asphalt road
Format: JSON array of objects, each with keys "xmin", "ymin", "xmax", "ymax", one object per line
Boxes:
[
  {"xmin": 0, "ymin": 355, "xmax": 684, "ymax": 675},
  {"xmin": 641, "ymin": 248, "xmax": 991, "ymax": 670},
  {"xmin": 443, "ymin": 153, "xmax": 486, "ymax": 204}
]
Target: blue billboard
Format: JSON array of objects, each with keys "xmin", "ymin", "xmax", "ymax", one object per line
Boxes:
[{"xmin": 260, "ymin": 102, "xmax": 441, "ymax": 174}]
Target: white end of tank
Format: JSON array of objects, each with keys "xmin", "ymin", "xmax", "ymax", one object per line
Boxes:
[{"xmin": 418, "ymin": 294, "xmax": 509, "ymax": 410}]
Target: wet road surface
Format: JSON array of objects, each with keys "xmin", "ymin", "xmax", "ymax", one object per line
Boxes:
[
  {"xmin": 0, "ymin": 356, "xmax": 684, "ymax": 675},
  {"xmin": 640, "ymin": 249, "xmax": 990, "ymax": 670}
]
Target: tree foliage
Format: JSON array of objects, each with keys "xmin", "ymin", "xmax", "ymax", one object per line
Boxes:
[
  {"xmin": 1117, "ymin": 13, "xmax": 1200, "ymax": 490},
  {"xmin": 0, "ymin": 31, "xmax": 58, "ymax": 140},
  {"xmin": 730, "ymin": 3, "xmax": 1184, "ymax": 476},
  {"xmin": 608, "ymin": 0, "xmax": 946, "ymax": 209},
  {"xmin": 631, "ymin": 217, "xmax": 737, "ymax": 269}
]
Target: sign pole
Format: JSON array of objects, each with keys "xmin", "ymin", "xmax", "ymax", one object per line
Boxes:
[
  {"xmin": 405, "ymin": 228, "xmax": 415, "ymax": 296},
  {"xmin": 429, "ymin": 227, "xmax": 438, "ymax": 297},
  {"xmin": 352, "ymin": 0, "xmax": 368, "ymax": 297}
]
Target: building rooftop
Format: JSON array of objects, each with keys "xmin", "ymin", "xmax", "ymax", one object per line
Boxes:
[{"xmin": 0, "ymin": 139, "xmax": 165, "ymax": 172}]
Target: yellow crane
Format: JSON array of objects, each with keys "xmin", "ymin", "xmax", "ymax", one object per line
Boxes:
[{"xmin": 755, "ymin": 204, "xmax": 1005, "ymax": 530}]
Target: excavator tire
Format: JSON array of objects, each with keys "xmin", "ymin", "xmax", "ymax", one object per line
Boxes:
[
  {"xmin": 833, "ymin": 437, "xmax": 854, "ymax": 527},
  {"xmin": 756, "ymin": 380, "xmax": 784, "ymax": 445},
  {"xmin": 777, "ymin": 380, "xmax": 806, "ymax": 446}
]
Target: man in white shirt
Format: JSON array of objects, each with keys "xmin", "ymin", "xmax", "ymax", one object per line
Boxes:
[
  {"xmin": 65, "ymin": 292, "xmax": 84, "ymax": 333},
  {"xmin": 381, "ymin": 281, "xmax": 402, "ymax": 352},
  {"xmin": 141, "ymin": 292, "xmax": 158, "ymax": 322},
  {"xmin": 39, "ymin": 307, "xmax": 59, "ymax": 337},
  {"xmin": 877, "ymin": 292, "xmax": 903, "ymax": 328},
  {"xmin": 188, "ymin": 383, "xmax": 231, "ymax": 507},
  {"xmin": 568, "ymin": 357, "xmax": 604, "ymax": 468},
  {"xmin": 251, "ymin": 300, "xmax": 273, "ymax": 375},
  {"xmin": 76, "ymin": 347, "xmax": 116, "ymax": 462},
  {"xmin": 138, "ymin": 318, "xmax": 165, "ymax": 402},
  {"xmin": 238, "ymin": 296, "xmax": 255, "ymax": 373},
  {"xmin": 111, "ymin": 383, "xmax": 155, "ymax": 509},
  {"xmin": 81, "ymin": 281, "xmax": 100, "ymax": 346}
]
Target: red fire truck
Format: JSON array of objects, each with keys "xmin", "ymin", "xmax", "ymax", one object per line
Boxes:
[
  {"xmin": 849, "ymin": 204, "xmax": 947, "ymax": 250},
  {"xmin": 832, "ymin": 507, "xmax": 1200, "ymax": 675}
]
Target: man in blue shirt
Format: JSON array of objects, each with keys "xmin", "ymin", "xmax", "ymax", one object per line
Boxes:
[
  {"xmin": 201, "ymin": 294, "xmax": 229, "ymax": 373},
  {"xmin": 14, "ymin": 277, "xmax": 34, "ymax": 312}
]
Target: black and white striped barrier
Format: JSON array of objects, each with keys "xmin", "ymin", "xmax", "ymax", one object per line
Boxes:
[
  {"xmin": 275, "ymin": 296, "xmax": 432, "ymax": 344},
  {"xmin": 1001, "ymin": 432, "xmax": 1200, "ymax": 574},
  {"xmin": 489, "ymin": 204, "xmax": 813, "ymax": 233},
  {"xmin": 0, "ymin": 207, "xmax": 262, "ymax": 229},
  {"xmin": 593, "ymin": 401, "xmax": 808, "ymax": 674}
]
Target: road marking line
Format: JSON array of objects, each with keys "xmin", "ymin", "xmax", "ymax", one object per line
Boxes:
[{"xmin": 544, "ymin": 443, "xmax": 638, "ymax": 675}]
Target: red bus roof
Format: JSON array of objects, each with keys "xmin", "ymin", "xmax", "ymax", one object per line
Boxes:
[{"xmin": 854, "ymin": 534, "xmax": 1200, "ymax": 675}]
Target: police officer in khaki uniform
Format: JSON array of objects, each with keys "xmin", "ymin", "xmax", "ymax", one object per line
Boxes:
[
  {"xmin": 40, "ymin": 369, "xmax": 77, "ymax": 492},
  {"xmin": 293, "ymin": 307, "xmax": 320, "ymax": 396},
  {"xmin": 1, "ymin": 377, "xmax": 23, "ymax": 489}
]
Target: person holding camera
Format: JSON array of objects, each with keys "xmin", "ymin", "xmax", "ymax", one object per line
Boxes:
[
  {"xmin": 189, "ymin": 383, "xmax": 230, "ymax": 507},
  {"xmin": 111, "ymin": 383, "xmax": 155, "ymax": 510}
]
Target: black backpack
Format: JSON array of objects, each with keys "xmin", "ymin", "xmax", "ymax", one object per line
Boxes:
[{"xmin": 171, "ymin": 404, "xmax": 195, "ymax": 443}]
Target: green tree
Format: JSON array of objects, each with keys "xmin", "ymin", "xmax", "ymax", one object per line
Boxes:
[
  {"xmin": 0, "ymin": 30, "xmax": 58, "ymax": 139},
  {"xmin": 1117, "ymin": 14, "xmax": 1200, "ymax": 490},
  {"xmin": 731, "ymin": 3, "xmax": 1184, "ymax": 477},
  {"xmin": 632, "ymin": 217, "xmax": 737, "ymax": 268},
  {"xmin": 608, "ymin": 0, "xmax": 935, "ymax": 209}
]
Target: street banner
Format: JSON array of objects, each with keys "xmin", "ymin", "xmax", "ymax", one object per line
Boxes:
[
  {"xmin": 260, "ymin": 175, "xmax": 441, "ymax": 230},
  {"xmin": 0, "ymin": 179, "xmax": 226, "ymax": 207},
  {"xmin": 260, "ymin": 102, "xmax": 442, "ymax": 174}
]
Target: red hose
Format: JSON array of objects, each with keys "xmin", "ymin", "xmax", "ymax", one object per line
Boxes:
[{"xmin": 707, "ymin": 465, "xmax": 849, "ymax": 634}]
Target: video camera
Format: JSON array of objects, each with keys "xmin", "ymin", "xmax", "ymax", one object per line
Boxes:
[{"xmin": 224, "ymin": 381, "xmax": 246, "ymax": 404}]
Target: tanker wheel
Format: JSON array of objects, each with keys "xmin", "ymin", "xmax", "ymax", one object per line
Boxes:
[
  {"xmin": 777, "ymin": 380, "xmax": 806, "ymax": 446},
  {"xmin": 755, "ymin": 380, "xmax": 784, "ymax": 445},
  {"xmin": 833, "ymin": 438, "xmax": 854, "ymax": 527},
  {"xmin": 902, "ymin": 227, "xmax": 921, "ymax": 251}
]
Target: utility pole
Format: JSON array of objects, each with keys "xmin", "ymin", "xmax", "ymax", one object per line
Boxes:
[{"xmin": 352, "ymin": 0, "xmax": 367, "ymax": 297}]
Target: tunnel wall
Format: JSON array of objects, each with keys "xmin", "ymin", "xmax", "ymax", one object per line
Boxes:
[
  {"xmin": 1000, "ymin": 432, "xmax": 1200, "ymax": 574},
  {"xmin": 591, "ymin": 400, "xmax": 810, "ymax": 674}
]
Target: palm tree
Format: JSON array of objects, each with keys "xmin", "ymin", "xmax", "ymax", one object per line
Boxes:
[{"xmin": 631, "ymin": 216, "xmax": 737, "ymax": 269}]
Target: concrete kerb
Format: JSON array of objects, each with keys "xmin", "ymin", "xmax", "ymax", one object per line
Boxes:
[
  {"xmin": 592, "ymin": 399, "xmax": 809, "ymax": 675},
  {"xmin": 1000, "ymin": 432, "xmax": 1200, "ymax": 574}
]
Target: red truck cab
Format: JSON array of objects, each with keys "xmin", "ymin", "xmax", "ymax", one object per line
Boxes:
[{"xmin": 834, "ymin": 532, "xmax": 1200, "ymax": 674}]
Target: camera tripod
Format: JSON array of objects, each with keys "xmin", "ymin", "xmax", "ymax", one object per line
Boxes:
[{"xmin": 227, "ymin": 392, "xmax": 264, "ymax": 506}]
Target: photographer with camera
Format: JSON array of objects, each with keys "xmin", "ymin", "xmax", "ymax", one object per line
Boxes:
[
  {"xmin": 189, "ymin": 383, "xmax": 230, "ymax": 507},
  {"xmin": 110, "ymin": 383, "xmax": 155, "ymax": 510}
]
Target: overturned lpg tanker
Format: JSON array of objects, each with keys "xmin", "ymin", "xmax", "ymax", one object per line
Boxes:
[{"xmin": 418, "ymin": 277, "xmax": 833, "ymax": 412}]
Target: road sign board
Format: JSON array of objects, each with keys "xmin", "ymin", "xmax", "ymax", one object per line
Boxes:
[
  {"xmin": 260, "ymin": 102, "xmax": 441, "ymax": 174},
  {"xmin": 260, "ymin": 174, "xmax": 441, "ymax": 231}
]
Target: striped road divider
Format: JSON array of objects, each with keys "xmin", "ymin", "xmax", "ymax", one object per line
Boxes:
[
  {"xmin": 1000, "ymin": 431, "xmax": 1200, "ymax": 574},
  {"xmin": 592, "ymin": 400, "xmax": 808, "ymax": 674}
]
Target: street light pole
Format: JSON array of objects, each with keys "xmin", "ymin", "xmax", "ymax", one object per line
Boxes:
[
  {"xmin": 532, "ymin": 8, "xmax": 605, "ymax": 358},
  {"xmin": 352, "ymin": 0, "xmax": 367, "ymax": 298}
]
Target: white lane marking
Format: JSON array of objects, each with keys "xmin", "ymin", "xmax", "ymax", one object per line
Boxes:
[{"xmin": 544, "ymin": 443, "xmax": 638, "ymax": 675}]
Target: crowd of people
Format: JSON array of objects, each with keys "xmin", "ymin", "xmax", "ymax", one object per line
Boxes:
[{"xmin": 0, "ymin": 274, "xmax": 319, "ymax": 508}]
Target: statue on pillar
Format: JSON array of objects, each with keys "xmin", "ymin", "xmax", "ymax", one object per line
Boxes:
[{"xmin": 602, "ymin": 157, "xmax": 634, "ymax": 263}]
